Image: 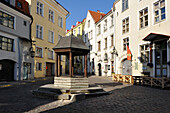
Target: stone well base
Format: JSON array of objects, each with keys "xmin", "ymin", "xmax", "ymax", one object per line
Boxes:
[{"xmin": 54, "ymin": 77, "xmax": 89, "ymax": 89}]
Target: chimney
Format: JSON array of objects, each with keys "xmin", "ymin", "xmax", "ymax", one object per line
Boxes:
[{"xmin": 97, "ymin": 10, "xmax": 100, "ymax": 13}]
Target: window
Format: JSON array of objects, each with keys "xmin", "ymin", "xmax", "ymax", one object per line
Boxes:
[
  {"xmin": 49, "ymin": 9, "xmax": 54, "ymax": 22},
  {"xmin": 0, "ymin": 35, "xmax": 13, "ymax": 51},
  {"xmin": 122, "ymin": 0, "xmax": 128, "ymax": 11},
  {"xmin": 122, "ymin": 17, "xmax": 129, "ymax": 34},
  {"xmin": 73, "ymin": 29, "xmax": 76, "ymax": 35},
  {"xmin": 36, "ymin": 47, "xmax": 43, "ymax": 57},
  {"xmin": 24, "ymin": 63, "xmax": 31, "ymax": 74},
  {"xmin": 154, "ymin": 0, "xmax": 166, "ymax": 23},
  {"xmin": 91, "ymin": 30, "xmax": 93, "ymax": 39},
  {"xmin": 88, "ymin": 20, "xmax": 90, "ymax": 28},
  {"xmin": 139, "ymin": 7, "xmax": 148, "ymax": 29},
  {"xmin": 97, "ymin": 24, "xmax": 101, "ymax": 35},
  {"xmin": 58, "ymin": 16, "xmax": 63, "ymax": 28},
  {"xmin": 123, "ymin": 37, "xmax": 129, "ymax": 51},
  {"xmin": 78, "ymin": 27, "xmax": 80, "ymax": 35},
  {"xmin": 104, "ymin": 19, "xmax": 107, "ymax": 32},
  {"xmin": 23, "ymin": 21, "xmax": 27, "ymax": 26},
  {"xmin": 48, "ymin": 50, "xmax": 53, "ymax": 59},
  {"xmin": 140, "ymin": 44, "xmax": 149, "ymax": 63},
  {"xmin": 110, "ymin": 15, "xmax": 114, "ymax": 27},
  {"xmin": 36, "ymin": 62, "xmax": 42, "ymax": 71},
  {"xmin": 36, "ymin": 25, "xmax": 43, "ymax": 39},
  {"xmin": 48, "ymin": 30, "xmax": 54, "ymax": 43},
  {"xmin": 104, "ymin": 53, "xmax": 108, "ymax": 61},
  {"xmin": 17, "ymin": 1, "xmax": 22, "ymax": 8},
  {"xmin": 37, "ymin": 1, "xmax": 43, "ymax": 16},
  {"xmin": 105, "ymin": 38, "xmax": 107, "ymax": 49},
  {"xmin": 111, "ymin": 35, "xmax": 114, "ymax": 47},
  {"xmin": 98, "ymin": 41, "xmax": 101, "ymax": 51},
  {"xmin": 0, "ymin": 10, "xmax": 14, "ymax": 29}
]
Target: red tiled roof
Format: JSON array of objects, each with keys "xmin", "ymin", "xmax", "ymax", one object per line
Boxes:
[{"xmin": 89, "ymin": 10, "xmax": 106, "ymax": 23}]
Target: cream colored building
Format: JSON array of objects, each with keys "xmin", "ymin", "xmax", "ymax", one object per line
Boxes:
[
  {"xmin": 114, "ymin": 0, "xmax": 170, "ymax": 78},
  {"xmin": 26, "ymin": 0, "xmax": 69, "ymax": 78}
]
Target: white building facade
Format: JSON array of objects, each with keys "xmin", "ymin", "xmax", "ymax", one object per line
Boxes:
[
  {"xmin": 114, "ymin": 0, "xmax": 170, "ymax": 78},
  {"xmin": 83, "ymin": 10, "xmax": 106, "ymax": 75},
  {"xmin": 95, "ymin": 10, "xmax": 115, "ymax": 77}
]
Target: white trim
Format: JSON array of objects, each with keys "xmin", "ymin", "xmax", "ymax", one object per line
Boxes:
[
  {"xmin": 0, "ymin": 8, "xmax": 16, "ymax": 30},
  {"xmin": 121, "ymin": 16, "xmax": 130, "ymax": 35},
  {"xmin": 36, "ymin": 0, "xmax": 44, "ymax": 17},
  {"xmin": 48, "ymin": 8, "xmax": 55, "ymax": 23},
  {"xmin": 152, "ymin": 0, "xmax": 167, "ymax": 25},
  {"xmin": 41, "ymin": 0, "xmax": 66, "ymax": 18},
  {"xmin": 137, "ymin": 6, "xmax": 150, "ymax": 30},
  {"xmin": 35, "ymin": 46, "xmax": 43, "ymax": 58},
  {"xmin": 122, "ymin": 36, "xmax": 130, "ymax": 52},
  {"xmin": 36, "ymin": 24, "xmax": 44, "ymax": 40}
]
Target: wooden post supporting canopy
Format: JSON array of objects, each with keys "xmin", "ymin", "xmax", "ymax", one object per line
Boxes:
[
  {"xmin": 69, "ymin": 52, "xmax": 72, "ymax": 77},
  {"xmin": 58, "ymin": 55, "xmax": 61, "ymax": 77},
  {"xmin": 72, "ymin": 55, "xmax": 74, "ymax": 77},
  {"xmin": 84, "ymin": 55, "xmax": 87, "ymax": 78},
  {"xmin": 55, "ymin": 53, "xmax": 58, "ymax": 77}
]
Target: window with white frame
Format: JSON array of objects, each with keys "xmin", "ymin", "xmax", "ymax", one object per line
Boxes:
[
  {"xmin": 0, "ymin": 35, "xmax": 13, "ymax": 51},
  {"xmin": 37, "ymin": 1, "xmax": 43, "ymax": 16},
  {"xmin": 91, "ymin": 30, "xmax": 93, "ymax": 39},
  {"xmin": 36, "ymin": 25, "xmax": 43, "ymax": 39},
  {"xmin": 73, "ymin": 29, "xmax": 76, "ymax": 36},
  {"xmin": 98, "ymin": 41, "xmax": 101, "ymax": 51},
  {"xmin": 140, "ymin": 44, "xmax": 149, "ymax": 63},
  {"xmin": 88, "ymin": 20, "xmax": 90, "ymax": 28},
  {"xmin": 111, "ymin": 35, "xmax": 114, "ymax": 47},
  {"xmin": 139, "ymin": 7, "xmax": 148, "ymax": 29},
  {"xmin": 122, "ymin": 17, "xmax": 129, "ymax": 34},
  {"xmin": 122, "ymin": 0, "xmax": 128, "ymax": 11},
  {"xmin": 105, "ymin": 38, "xmax": 107, "ymax": 49},
  {"xmin": 58, "ymin": 16, "xmax": 63, "ymax": 28},
  {"xmin": 36, "ymin": 47, "xmax": 43, "ymax": 57},
  {"xmin": 97, "ymin": 24, "xmax": 101, "ymax": 35},
  {"xmin": 48, "ymin": 50, "xmax": 53, "ymax": 59},
  {"xmin": 36, "ymin": 62, "xmax": 42, "ymax": 71},
  {"xmin": 110, "ymin": 14, "xmax": 114, "ymax": 27},
  {"xmin": 123, "ymin": 37, "xmax": 129, "ymax": 51},
  {"xmin": 104, "ymin": 19, "xmax": 107, "ymax": 32},
  {"xmin": 49, "ymin": 9, "xmax": 54, "ymax": 22},
  {"xmin": 78, "ymin": 27, "xmax": 80, "ymax": 35},
  {"xmin": 48, "ymin": 30, "xmax": 54, "ymax": 43},
  {"xmin": 0, "ymin": 10, "xmax": 15, "ymax": 29},
  {"xmin": 154, "ymin": 0, "xmax": 166, "ymax": 23}
]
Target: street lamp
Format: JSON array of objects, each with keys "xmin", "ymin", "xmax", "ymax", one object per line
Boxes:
[{"xmin": 113, "ymin": 46, "xmax": 118, "ymax": 56}]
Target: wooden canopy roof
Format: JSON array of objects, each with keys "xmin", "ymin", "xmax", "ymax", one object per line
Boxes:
[{"xmin": 53, "ymin": 35, "xmax": 90, "ymax": 56}]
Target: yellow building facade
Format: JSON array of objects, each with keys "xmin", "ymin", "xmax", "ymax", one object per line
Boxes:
[
  {"xmin": 26, "ymin": 0, "xmax": 69, "ymax": 78},
  {"xmin": 65, "ymin": 19, "xmax": 86, "ymax": 74}
]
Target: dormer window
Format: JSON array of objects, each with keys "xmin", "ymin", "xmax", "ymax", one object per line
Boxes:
[
  {"xmin": 122, "ymin": 0, "xmax": 128, "ymax": 12},
  {"xmin": 17, "ymin": 1, "xmax": 22, "ymax": 9}
]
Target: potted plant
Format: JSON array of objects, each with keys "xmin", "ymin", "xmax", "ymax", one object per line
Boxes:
[{"xmin": 147, "ymin": 62, "xmax": 153, "ymax": 68}]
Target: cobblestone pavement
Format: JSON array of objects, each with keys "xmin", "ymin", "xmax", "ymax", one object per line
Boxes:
[
  {"xmin": 1, "ymin": 76, "xmax": 170, "ymax": 113},
  {"xmin": 42, "ymin": 85, "xmax": 170, "ymax": 113}
]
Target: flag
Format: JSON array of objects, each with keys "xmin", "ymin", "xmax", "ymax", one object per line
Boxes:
[{"xmin": 127, "ymin": 45, "xmax": 132, "ymax": 60}]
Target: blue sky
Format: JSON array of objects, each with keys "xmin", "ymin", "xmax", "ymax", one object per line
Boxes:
[{"xmin": 57, "ymin": 0, "xmax": 115, "ymax": 30}]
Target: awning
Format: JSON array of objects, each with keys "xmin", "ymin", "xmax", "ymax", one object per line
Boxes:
[{"xmin": 143, "ymin": 33, "xmax": 170, "ymax": 41}]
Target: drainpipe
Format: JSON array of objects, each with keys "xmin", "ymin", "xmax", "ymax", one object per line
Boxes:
[
  {"xmin": 112, "ymin": 7, "xmax": 117, "ymax": 74},
  {"xmin": 29, "ymin": 16, "xmax": 34, "ymax": 79},
  {"xmin": 17, "ymin": 37, "xmax": 21, "ymax": 80}
]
